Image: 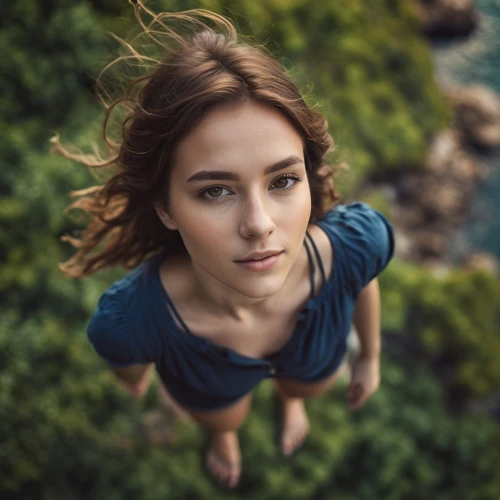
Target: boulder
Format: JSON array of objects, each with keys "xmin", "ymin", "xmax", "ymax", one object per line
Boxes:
[
  {"xmin": 412, "ymin": 229, "xmax": 450, "ymax": 258},
  {"xmin": 461, "ymin": 252, "xmax": 500, "ymax": 275},
  {"xmin": 416, "ymin": 0, "xmax": 479, "ymax": 37},
  {"xmin": 384, "ymin": 127, "xmax": 487, "ymax": 263},
  {"xmin": 445, "ymin": 85, "xmax": 500, "ymax": 150},
  {"xmin": 426, "ymin": 129, "xmax": 486, "ymax": 182}
]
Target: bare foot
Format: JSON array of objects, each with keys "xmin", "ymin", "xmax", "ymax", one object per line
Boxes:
[
  {"xmin": 206, "ymin": 430, "xmax": 241, "ymax": 488},
  {"xmin": 280, "ymin": 398, "xmax": 310, "ymax": 456}
]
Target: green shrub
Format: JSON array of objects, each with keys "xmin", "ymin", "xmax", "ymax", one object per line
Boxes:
[{"xmin": 380, "ymin": 260, "xmax": 500, "ymax": 400}]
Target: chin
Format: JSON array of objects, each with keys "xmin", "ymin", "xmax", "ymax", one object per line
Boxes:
[{"xmin": 230, "ymin": 275, "xmax": 286, "ymax": 299}]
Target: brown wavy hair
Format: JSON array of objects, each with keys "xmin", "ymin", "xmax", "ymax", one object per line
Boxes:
[{"xmin": 54, "ymin": 0, "xmax": 342, "ymax": 278}]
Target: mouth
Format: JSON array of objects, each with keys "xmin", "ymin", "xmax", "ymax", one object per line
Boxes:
[
  {"xmin": 235, "ymin": 251, "xmax": 283, "ymax": 263},
  {"xmin": 234, "ymin": 251, "xmax": 283, "ymax": 272}
]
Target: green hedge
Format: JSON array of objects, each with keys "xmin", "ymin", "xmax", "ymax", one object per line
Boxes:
[{"xmin": 2, "ymin": 312, "xmax": 498, "ymax": 499}]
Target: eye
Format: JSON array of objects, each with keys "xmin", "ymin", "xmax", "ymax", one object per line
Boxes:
[
  {"xmin": 198, "ymin": 185, "xmax": 232, "ymax": 201},
  {"xmin": 271, "ymin": 174, "xmax": 302, "ymax": 190}
]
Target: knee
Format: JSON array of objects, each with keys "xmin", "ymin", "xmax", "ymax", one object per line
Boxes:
[
  {"xmin": 187, "ymin": 393, "xmax": 253, "ymax": 432},
  {"xmin": 272, "ymin": 378, "xmax": 297, "ymax": 399},
  {"xmin": 122, "ymin": 381, "xmax": 150, "ymax": 399},
  {"xmin": 273, "ymin": 367, "xmax": 344, "ymax": 400}
]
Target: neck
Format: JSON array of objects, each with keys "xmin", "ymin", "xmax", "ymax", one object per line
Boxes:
[{"xmin": 190, "ymin": 262, "xmax": 281, "ymax": 322}]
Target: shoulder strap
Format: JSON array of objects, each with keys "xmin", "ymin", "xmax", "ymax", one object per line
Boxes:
[
  {"xmin": 303, "ymin": 237, "xmax": 316, "ymax": 298},
  {"xmin": 163, "ymin": 288, "xmax": 191, "ymax": 333},
  {"xmin": 305, "ymin": 231, "xmax": 326, "ymax": 287}
]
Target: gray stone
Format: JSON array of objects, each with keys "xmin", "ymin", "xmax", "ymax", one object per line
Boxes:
[
  {"xmin": 446, "ymin": 85, "xmax": 500, "ymax": 150},
  {"xmin": 416, "ymin": 0, "xmax": 479, "ymax": 38}
]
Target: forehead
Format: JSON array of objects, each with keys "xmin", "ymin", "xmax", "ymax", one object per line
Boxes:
[{"xmin": 172, "ymin": 101, "xmax": 304, "ymax": 178}]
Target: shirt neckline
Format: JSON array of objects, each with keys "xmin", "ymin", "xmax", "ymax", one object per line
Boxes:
[{"xmin": 148, "ymin": 226, "xmax": 338, "ymax": 364}]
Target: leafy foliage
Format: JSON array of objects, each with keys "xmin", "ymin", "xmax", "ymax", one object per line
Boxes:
[
  {"xmin": 2, "ymin": 316, "xmax": 498, "ymax": 499},
  {"xmin": 199, "ymin": 0, "xmax": 449, "ymax": 187},
  {"xmin": 90, "ymin": 0, "xmax": 450, "ymax": 187},
  {"xmin": 0, "ymin": 0, "xmax": 117, "ymax": 320},
  {"xmin": 380, "ymin": 260, "xmax": 500, "ymax": 401}
]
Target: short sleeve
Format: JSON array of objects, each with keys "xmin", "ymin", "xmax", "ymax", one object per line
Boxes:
[
  {"xmin": 316, "ymin": 202, "xmax": 395, "ymax": 292},
  {"xmin": 87, "ymin": 286, "xmax": 153, "ymax": 368}
]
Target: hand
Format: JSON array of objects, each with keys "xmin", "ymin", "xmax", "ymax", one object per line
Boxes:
[{"xmin": 346, "ymin": 355, "xmax": 380, "ymax": 411}]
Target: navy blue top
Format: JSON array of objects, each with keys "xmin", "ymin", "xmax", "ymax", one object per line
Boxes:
[{"xmin": 87, "ymin": 202, "xmax": 395, "ymax": 410}]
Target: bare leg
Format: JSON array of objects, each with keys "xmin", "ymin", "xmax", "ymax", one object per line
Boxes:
[
  {"xmin": 183, "ymin": 393, "xmax": 253, "ymax": 488},
  {"xmin": 157, "ymin": 383, "xmax": 191, "ymax": 421},
  {"xmin": 272, "ymin": 380, "xmax": 310, "ymax": 456},
  {"xmin": 273, "ymin": 362, "xmax": 347, "ymax": 456}
]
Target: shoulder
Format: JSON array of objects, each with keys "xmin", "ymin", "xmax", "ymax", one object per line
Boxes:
[
  {"xmin": 90, "ymin": 263, "xmax": 148, "ymax": 329},
  {"xmin": 315, "ymin": 202, "xmax": 394, "ymax": 251},
  {"xmin": 88, "ymin": 277, "xmax": 133, "ymax": 338},
  {"xmin": 317, "ymin": 201, "xmax": 391, "ymax": 230},
  {"xmin": 87, "ymin": 260, "xmax": 159, "ymax": 367},
  {"xmin": 314, "ymin": 202, "xmax": 395, "ymax": 289}
]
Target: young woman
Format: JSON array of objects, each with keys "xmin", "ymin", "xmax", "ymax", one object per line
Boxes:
[{"xmin": 55, "ymin": 2, "xmax": 394, "ymax": 489}]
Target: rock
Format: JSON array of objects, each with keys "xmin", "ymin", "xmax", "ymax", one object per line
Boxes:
[
  {"xmin": 416, "ymin": 0, "xmax": 479, "ymax": 38},
  {"xmin": 394, "ymin": 144, "xmax": 481, "ymax": 225},
  {"xmin": 391, "ymin": 202, "xmax": 427, "ymax": 229},
  {"xmin": 426, "ymin": 130, "xmax": 486, "ymax": 182},
  {"xmin": 421, "ymin": 130, "xmax": 487, "ymax": 225},
  {"xmin": 412, "ymin": 229, "xmax": 450, "ymax": 258},
  {"xmin": 393, "ymin": 229, "xmax": 412, "ymax": 260},
  {"xmin": 419, "ymin": 182, "xmax": 465, "ymax": 220},
  {"xmin": 445, "ymin": 85, "xmax": 500, "ymax": 150},
  {"xmin": 386, "ymin": 127, "xmax": 486, "ymax": 262},
  {"xmin": 426, "ymin": 260, "xmax": 453, "ymax": 278},
  {"xmin": 363, "ymin": 116, "xmax": 489, "ymax": 265},
  {"xmin": 461, "ymin": 252, "xmax": 500, "ymax": 275}
]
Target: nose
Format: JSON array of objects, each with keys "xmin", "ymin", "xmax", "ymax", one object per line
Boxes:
[{"xmin": 239, "ymin": 193, "xmax": 276, "ymax": 239}]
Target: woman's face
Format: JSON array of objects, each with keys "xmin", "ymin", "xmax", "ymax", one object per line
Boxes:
[{"xmin": 156, "ymin": 100, "xmax": 312, "ymax": 300}]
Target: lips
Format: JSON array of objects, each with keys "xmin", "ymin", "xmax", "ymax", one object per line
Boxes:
[
  {"xmin": 234, "ymin": 252, "xmax": 283, "ymax": 272},
  {"xmin": 235, "ymin": 251, "xmax": 282, "ymax": 262}
]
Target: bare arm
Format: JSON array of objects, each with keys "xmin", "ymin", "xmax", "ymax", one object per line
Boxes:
[
  {"xmin": 112, "ymin": 363, "xmax": 154, "ymax": 398},
  {"xmin": 347, "ymin": 278, "xmax": 381, "ymax": 410},
  {"xmin": 351, "ymin": 278, "xmax": 381, "ymax": 360}
]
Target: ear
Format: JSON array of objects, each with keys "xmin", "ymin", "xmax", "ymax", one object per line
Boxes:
[{"xmin": 154, "ymin": 202, "xmax": 178, "ymax": 231}]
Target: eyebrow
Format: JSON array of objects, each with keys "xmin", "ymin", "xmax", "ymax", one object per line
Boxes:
[{"xmin": 186, "ymin": 154, "xmax": 304, "ymax": 182}]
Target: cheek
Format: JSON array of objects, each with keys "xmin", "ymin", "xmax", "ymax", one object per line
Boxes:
[
  {"xmin": 283, "ymin": 186, "xmax": 312, "ymax": 222},
  {"xmin": 177, "ymin": 211, "xmax": 231, "ymax": 256}
]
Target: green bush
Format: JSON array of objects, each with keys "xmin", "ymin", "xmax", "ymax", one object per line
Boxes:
[
  {"xmin": 380, "ymin": 260, "xmax": 500, "ymax": 401},
  {"xmin": 2, "ymin": 314, "xmax": 498, "ymax": 499}
]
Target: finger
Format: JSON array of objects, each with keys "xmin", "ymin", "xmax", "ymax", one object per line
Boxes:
[
  {"xmin": 347, "ymin": 382, "xmax": 360, "ymax": 395},
  {"xmin": 350, "ymin": 389, "xmax": 373, "ymax": 410},
  {"xmin": 349, "ymin": 393, "xmax": 364, "ymax": 409},
  {"xmin": 349, "ymin": 384, "xmax": 363, "ymax": 401},
  {"xmin": 347, "ymin": 386, "xmax": 364, "ymax": 408}
]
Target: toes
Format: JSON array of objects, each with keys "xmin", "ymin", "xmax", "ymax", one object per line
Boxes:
[
  {"xmin": 207, "ymin": 453, "xmax": 222, "ymax": 482},
  {"xmin": 281, "ymin": 425, "xmax": 309, "ymax": 456},
  {"xmin": 226, "ymin": 463, "xmax": 240, "ymax": 487},
  {"xmin": 206, "ymin": 452, "xmax": 240, "ymax": 488},
  {"xmin": 206, "ymin": 454, "xmax": 219, "ymax": 480},
  {"xmin": 227, "ymin": 471, "xmax": 240, "ymax": 488},
  {"xmin": 281, "ymin": 434, "xmax": 294, "ymax": 456},
  {"xmin": 281, "ymin": 439, "xmax": 290, "ymax": 456}
]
